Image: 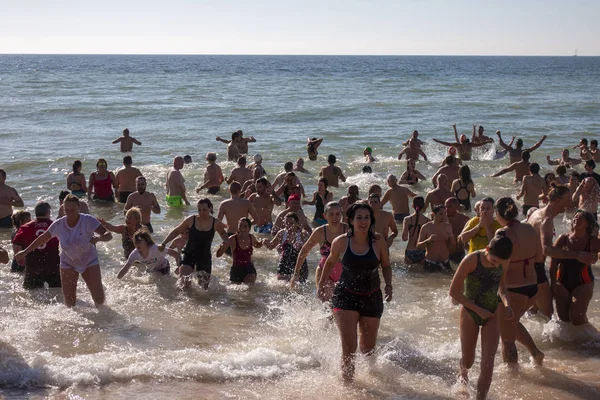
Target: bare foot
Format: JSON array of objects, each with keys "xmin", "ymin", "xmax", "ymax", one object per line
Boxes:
[{"xmin": 532, "ymin": 350, "xmax": 545, "ymax": 366}]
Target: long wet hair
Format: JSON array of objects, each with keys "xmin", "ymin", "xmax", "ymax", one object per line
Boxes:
[
  {"xmin": 459, "ymin": 165, "xmax": 473, "ymax": 185},
  {"xmin": 495, "ymin": 197, "xmax": 519, "ymax": 221},
  {"xmin": 410, "ymin": 196, "xmax": 425, "ymax": 237},
  {"xmin": 346, "ymin": 202, "xmax": 375, "ymax": 239},
  {"xmin": 72, "ymin": 160, "xmax": 82, "ymax": 174}
]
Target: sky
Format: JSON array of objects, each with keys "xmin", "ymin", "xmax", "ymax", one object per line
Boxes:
[{"xmin": 1, "ymin": 0, "xmax": 598, "ymax": 55}]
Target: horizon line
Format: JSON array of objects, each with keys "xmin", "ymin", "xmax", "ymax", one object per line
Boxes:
[{"xmin": 0, "ymin": 53, "xmax": 596, "ymax": 57}]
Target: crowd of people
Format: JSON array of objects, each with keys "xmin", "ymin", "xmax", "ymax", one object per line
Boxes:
[{"xmin": 1, "ymin": 125, "xmax": 599, "ymax": 399}]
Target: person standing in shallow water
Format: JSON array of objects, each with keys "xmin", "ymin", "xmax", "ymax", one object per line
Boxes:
[
  {"xmin": 317, "ymin": 202, "xmax": 392, "ymax": 383},
  {"xmin": 88, "ymin": 159, "xmax": 116, "ymax": 202},
  {"xmin": 319, "ymin": 155, "xmax": 346, "ymax": 188},
  {"xmin": 112, "ymin": 128, "xmax": 142, "ymax": 152},
  {"xmin": 449, "ymin": 234, "xmax": 513, "ymax": 400},
  {"xmin": 0, "ymin": 169, "xmax": 25, "ymax": 228}
]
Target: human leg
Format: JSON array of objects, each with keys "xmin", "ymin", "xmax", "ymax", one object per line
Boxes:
[
  {"xmin": 478, "ymin": 314, "xmax": 500, "ymax": 400},
  {"xmin": 60, "ymin": 267, "xmax": 80, "ymax": 307},
  {"xmin": 459, "ymin": 306, "xmax": 480, "ymax": 383},
  {"xmin": 81, "ymin": 265, "xmax": 105, "ymax": 306},
  {"xmin": 333, "ymin": 309, "xmax": 360, "ymax": 383},
  {"xmin": 569, "ymin": 282, "xmax": 594, "ymax": 325}
]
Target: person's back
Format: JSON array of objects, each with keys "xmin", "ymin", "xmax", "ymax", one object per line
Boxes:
[
  {"xmin": 112, "ymin": 128, "xmax": 141, "ymax": 152},
  {"xmin": 115, "ymin": 157, "xmax": 142, "ymax": 203},
  {"xmin": 320, "ymin": 155, "xmax": 345, "ymax": 188}
]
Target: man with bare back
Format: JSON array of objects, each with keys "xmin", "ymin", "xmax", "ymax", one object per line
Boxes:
[
  {"xmin": 112, "ymin": 128, "xmax": 142, "ymax": 152},
  {"xmin": 380, "ymin": 174, "xmax": 416, "ymax": 222}
]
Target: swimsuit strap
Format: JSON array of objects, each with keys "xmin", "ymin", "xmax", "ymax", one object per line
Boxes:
[
  {"xmin": 510, "ymin": 255, "xmax": 534, "ymax": 278},
  {"xmin": 323, "ymin": 225, "xmax": 328, "ymax": 243}
]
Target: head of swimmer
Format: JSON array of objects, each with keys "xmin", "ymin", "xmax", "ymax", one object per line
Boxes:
[
  {"xmin": 367, "ymin": 193, "xmax": 382, "ymax": 211},
  {"xmin": 285, "ymin": 212, "xmax": 300, "ymax": 230},
  {"xmin": 484, "ymin": 233, "xmax": 513, "ymax": 267},
  {"xmin": 133, "ymin": 228, "xmax": 154, "ymax": 250},
  {"xmin": 572, "ymin": 210, "xmax": 598, "ymax": 236},
  {"xmin": 323, "ymin": 202, "xmax": 343, "ymax": 224},
  {"xmin": 346, "ymin": 202, "xmax": 375, "ymax": 236},
  {"xmin": 256, "ymin": 177, "xmax": 269, "ymax": 195},
  {"xmin": 125, "ymin": 207, "xmax": 142, "ymax": 227},
  {"xmin": 431, "ymin": 204, "xmax": 447, "ymax": 223},
  {"xmin": 96, "ymin": 158, "xmax": 108, "ymax": 171},
  {"xmin": 197, "ymin": 198, "xmax": 214, "ymax": 216},
  {"xmin": 237, "ymin": 217, "xmax": 251, "ymax": 235},
  {"xmin": 444, "ymin": 198, "xmax": 459, "ymax": 216},
  {"xmin": 63, "ymin": 195, "xmax": 81, "ymax": 219},
  {"xmin": 136, "ymin": 176, "xmax": 146, "ymax": 194},
  {"xmin": 173, "ymin": 156, "xmax": 184, "ymax": 170}
]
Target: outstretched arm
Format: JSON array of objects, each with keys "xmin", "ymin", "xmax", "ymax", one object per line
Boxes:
[
  {"xmin": 491, "ymin": 163, "xmax": 517, "ymax": 177},
  {"xmin": 496, "ymin": 131, "xmax": 512, "ymax": 151},
  {"xmin": 525, "ymin": 135, "xmax": 547, "ymax": 153},
  {"xmin": 132, "ymin": 138, "xmax": 142, "ymax": 145},
  {"xmin": 432, "ymin": 138, "xmax": 456, "ymax": 147},
  {"xmin": 112, "ymin": 137, "xmax": 122, "ymax": 144},
  {"xmin": 453, "ymin": 124, "xmax": 460, "ymax": 142},
  {"xmin": 546, "ymin": 155, "xmax": 559, "ymax": 166}
]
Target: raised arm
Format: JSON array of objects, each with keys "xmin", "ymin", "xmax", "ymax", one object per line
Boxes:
[
  {"xmin": 432, "ymin": 138, "xmax": 456, "ymax": 147},
  {"xmin": 496, "ymin": 131, "xmax": 512, "ymax": 151},
  {"xmin": 453, "ymin": 124, "xmax": 460, "ymax": 142},
  {"xmin": 546, "ymin": 155, "xmax": 559, "ymax": 166},
  {"xmin": 491, "ymin": 163, "xmax": 517, "ymax": 178},
  {"xmin": 216, "ymin": 136, "xmax": 231, "ymax": 144},
  {"xmin": 525, "ymin": 135, "xmax": 547, "ymax": 153}
]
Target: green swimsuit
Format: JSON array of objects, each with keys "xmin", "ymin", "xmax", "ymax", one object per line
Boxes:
[{"xmin": 464, "ymin": 251, "xmax": 503, "ymax": 326}]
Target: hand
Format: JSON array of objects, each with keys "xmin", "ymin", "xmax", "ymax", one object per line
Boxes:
[
  {"xmin": 496, "ymin": 130, "xmax": 501, "ymax": 136},
  {"xmin": 384, "ymin": 285, "xmax": 393, "ymax": 302},
  {"xmin": 158, "ymin": 244, "xmax": 166, "ymax": 252},
  {"xmin": 576, "ymin": 251, "xmax": 597, "ymax": 265},
  {"xmin": 504, "ymin": 306, "xmax": 514, "ymax": 320},
  {"xmin": 196, "ymin": 188, "xmax": 201, "ymax": 194},
  {"xmin": 216, "ymin": 136, "xmax": 221, "ymax": 141},
  {"xmin": 516, "ymin": 194, "xmax": 522, "ymax": 200},
  {"xmin": 90, "ymin": 236, "xmax": 99, "ymax": 245},
  {"xmin": 452, "ymin": 123, "xmax": 457, "ymax": 128},
  {"xmin": 429, "ymin": 234, "xmax": 441, "ymax": 243},
  {"xmin": 15, "ymin": 250, "xmax": 27, "ymax": 262},
  {"xmin": 477, "ymin": 308, "xmax": 494, "ymax": 320}
]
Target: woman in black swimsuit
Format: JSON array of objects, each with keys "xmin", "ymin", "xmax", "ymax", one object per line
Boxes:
[
  {"xmin": 317, "ymin": 203, "xmax": 392, "ymax": 383},
  {"xmin": 159, "ymin": 198, "xmax": 228, "ymax": 289},
  {"xmin": 495, "ymin": 197, "xmax": 545, "ymax": 365},
  {"xmin": 451, "ymin": 165, "xmax": 476, "ymax": 212},
  {"xmin": 551, "ymin": 210, "xmax": 600, "ymax": 325},
  {"xmin": 400, "ymin": 159, "xmax": 426, "ymax": 185}
]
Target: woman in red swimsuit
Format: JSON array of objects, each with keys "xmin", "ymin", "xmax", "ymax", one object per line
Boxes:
[
  {"xmin": 217, "ymin": 218, "xmax": 263, "ymax": 284},
  {"xmin": 88, "ymin": 158, "xmax": 116, "ymax": 202}
]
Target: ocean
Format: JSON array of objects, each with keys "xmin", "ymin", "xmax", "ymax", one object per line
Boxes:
[{"xmin": 1, "ymin": 55, "xmax": 599, "ymax": 399}]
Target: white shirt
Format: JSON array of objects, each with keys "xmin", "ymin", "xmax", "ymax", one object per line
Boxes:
[
  {"xmin": 127, "ymin": 244, "xmax": 169, "ymax": 272},
  {"xmin": 48, "ymin": 214, "xmax": 100, "ymax": 268}
]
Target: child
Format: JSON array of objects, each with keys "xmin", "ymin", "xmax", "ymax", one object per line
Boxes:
[
  {"xmin": 118, "ymin": 229, "xmax": 179, "ymax": 278},
  {"xmin": 216, "ymin": 218, "xmax": 263, "ymax": 284},
  {"xmin": 264, "ymin": 213, "xmax": 310, "ymax": 281}
]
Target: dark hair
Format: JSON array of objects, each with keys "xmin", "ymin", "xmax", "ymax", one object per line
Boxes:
[
  {"xmin": 325, "ymin": 201, "xmax": 342, "ymax": 213},
  {"xmin": 229, "ymin": 181, "xmax": 242, "ymax": 194},
  {"xmin": 34, "ymin": 201, "xmax": 51, "ymax": 217},
  {"xmin": 529, "ymin": 163, "xmax": 540, "ymax": 174},
  {"xmin": 285, "ymin": 212, "xmax": 300, "ymax": 224},
  {"xmin": 570, "ymin": 170, "xmax": 580, "ymax": 179},
  {"xmin": 368, "ymin": 193, "xmax": 380, "ymax": 201},
  {"xmin": 346, "ymin": 202, "xmax": 375, "ymax": 239},
  {"xmin": 367, "ymin": 184, "xmax": 381, "ymax": 196},
  {"xmin": 410, "ymin": 196, "xmax": 425, "ymax": 237},
  {"xmin": 197, "ymin": 197, "xmax": 214, "ymax": 213},
  {"xmin": 72, "ymin": 160, "xmax": 82, "ymax": 174},
  {"xmin": 349, "ymin": 185, "xmax": 359, "ymax": 196},
  {"xmin": 581, "ymin": 138, "xmax": 588, "ymax": 145},
  {"xmin": 556, "ymin": 165, "xmax": 567, "ymax": 176},
  {"xmin": 59, "ymin": 190, "xmax": 71, "ymax": 202},
  {"xmin": 362, "ymin": 166, "xmax": 373, "ymax": 174},
  {"xmin": 522, "ymin": 151, "xmax": 531, "ymax": 161},
  {"xmin": 183, "ymin": 155, "xmax": 193, "ymax": 164},
  {"xmin": 133, "ymin": 228, "xmax": 154, "ymax": 246},
  {"xmin": 123, "ymin": 156, "xmax": 133, "ymax": 165},
  {"xmin": 286, "ymin": 172, "xmax": 296, "ymax": 178},
  {"xmin": 574, "ymin": 210, "xmax": 597, "ymax": 236},
  {"xmin": 586, "ymin": 159, "xmax": 596, "ymax": 170},
  {"xmin": 96, "ymin": 158, "xmax": 108, "ymax": 168},
  {"xmin": 459, "ymin": 165, "xmax": 472, "ymax": 184},
  {"xmin": 445, "ymin": 155, "xmax": 455, "ymax": 165},
  {"xmin": 237, "ymin": 156, "xmax": 246, "ymax": 166},
  {"xmin": 11, "ymin": 210, "xmax": 31, "ymax": 228},
  {"xmin": 327, "ymin": 154, "xmax": 337, "ymax": 164},
  {"xmin": 0, "ymin": 169, "xmax": 5, "ymax": 179},
  {"xmin": 123, "ymin": 128, "xmax": 130, "ymax": 135},
  {"xmin": 256, "ymin": 177, "xmax": 269, "ymax": 186},
  {"xmin": 432, "ymin": 204, "xmax": 446, "ymax": 214},
  {"xmin": 548, "ymin": 183, "xmax": 570, "ymax": 202},
  {"xmin": 318, "ymin": 178, "xmax": 329, "ymax": 188},
  {"xmin": 284, "ymin": 162, "xmax": 293, "ymax": 172},
  {"xmin": 516, "ymin": 138, "xmax": 523, "ymax": 148},
  {"xmin": 239, "ymin": 217, "xmax": 252, "ymax": 229},
  {"xmin": 495, "ymin": 197, "xmax": 519, "ymax": 221},
  {"xmin": 481, "ymin": 196, "xmax": 495, "ymax": 205},
  {"xmin": 591, "ymin": 140, "xmax": 598, "ymax": 148},
  {"xmin": 488, "ymin": 234, "xmax": 513, "ymax": 260},
  {"xmin": 206, "ymin": 152, "xmax": 217, "ymax": 162}
]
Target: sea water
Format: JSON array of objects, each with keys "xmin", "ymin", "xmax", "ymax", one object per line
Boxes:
[{"xmin": 1, "ymin": 55, "xmax": 599, "ymax": 399}]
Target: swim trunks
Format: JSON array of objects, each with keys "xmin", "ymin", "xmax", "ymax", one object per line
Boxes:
[
  {"xmin": 332, "ymin": 286, "xmax": 384, "ymax": 319},
  {"xmin": 166, "ymin": 195, "xmax": 183, "ymax": 207},
  {"xmin": 207, "ymin": 187, "xmax": 220, "ymax": 195},
  {"xmin": 394, "ymin": 213, "xmax": 409, "ymax": 222},
  {"xmin": 119, "ymin": 191, "xmax": 133, "ymax": 203},
  {"xmin": 556, "ymin": 237, "xmax": 594, "ymax": 292},
  {"xmin": 507, "ymin": 284, "xmax": 538, "ymax": 299},
  {"xmin": 253, "ymin": 223, "xmax": 273, "ymax": 234},
  {"xmin": 181, "ymin": 217, "xmax": 216, "ymax": 275},
  {"xmin": 424, "ymin": 258, "xmax": 453, "ymax": 273},
  {"xmin": 71, "ymin": 190, "xmax": 86, "ymax": 198},
  {"xmin": 93, "ymin": 194, "xmax": 115, "ymax": 202}
]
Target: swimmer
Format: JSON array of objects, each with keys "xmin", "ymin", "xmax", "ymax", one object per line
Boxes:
[
  {"xmin": 98, "ymin": 207, "xmax": 143, "ymax": 259},
  {"xmin": 339, "ymin": 185, "xmax": 360, "ymax": 221},
  {"xmin": 317, "ymin": 202, "xmax": 392, "ymax": 383},
  {"xmin": 249, "ymin": 154, "xmax": 267, "ymax": 178},
  {"xmin": 471, "ymin": 125, "xmax": 495, "ymax": 145},
  {"xmin": 438, "ymin": 146, "xmax": 464, "ymax": 167},
  {"xmin": 15, "ymin": 195, "xmax": 112, "ymax": 308},
  {"xmin": 547, "ymin": 149, "xmax": 582, "ymax": 168},
  {"xmin": 87, "ymin": 158, "xmax": 116, "ymax": 202},
  {"xmin": 432, "ymin": 124, "xmax": 490, "ymax": 161},
  {"xmin": 319, "ymin": 155, "xmax": 346, "ymax": 188},
  {"xmin": 578, "ymin": 159, "xmax": 600, "ymax": 187},
  {"xmin": 303, "ymin": 178, "xmax": 333, "ymax": 226},
  {"xmin": 290, "ymin": 202, "xmax": 348, "ymax": 301},
  {"xmin": 118, "ymin": 228, "xmax": 179, "ymax": 278},
  {"xmin": 226, "ymin": 156, "xmax": 254, "ymax": 186},
  {"xmin": 459, "ymin": 197, "xmax": 502, "ymax": 253},
  {"xmin": 294, "ymin": 158, "xmax": 309, "ymax": 174},
  {"xmin": 0, "ymin": 169, "xmax": 25, "ymax": 228},
  {"xmin": 124, "ymin": 176, "xmax": 160, "ymax": 233},
  {"xmin": 417, "ymin": 204, "xmax": 455, "ymax": 273},
  {"xmin": 160, "ymin": 198, "xmax": 228, "ymax": 290},
  {"xmin": 368, "ymin": 193, "xmax": 398, "ymax": 248},
  {"xmin": 112, "ymin": 128, "xmax": 142, "ymax": 152},
  {"xmin": 516, "ymin": 163, "xmax": 546, "ymax": 215},
  {"xmin": 589, "ymin": 140, "xmax": 600, "ymax": 163},
  {"xmin": 424, "ymin": 174, "xmax": 453, "ymax": 212},
  {"xmin": 400, "ymin": 159, "xmax": 426, "ymax": 185},
  {"xmin": 572, "ymin": 177, "xmax": 600, "ymax": 218},
  {"xmin": 491, "ymin": 150, "xmax": 532, "ymax": 183},
  {"xmin": 445, "ymin": 197, "xmax": 470, "ymax": 264},
  {"xmin": 307, "ymin": 137, "xmax": 324, "ymax": 161},
  {"xmin": 496, "ymin": 130, "xmax": 546, "ymax": 164},
  {"xmin": 217, "ymin": 130, "xmax": 256, "ymax": 155},
  {"xmin": 380, "ymin": 174, "xmax": 416, "ymax": 222},
  {"xmin": 217, "ymin": 217, "xmax": 263, "ymax": 284},
  {"xmin": 272, "ymin": 194, "xmax": 313, "ymax": 235},
  {"xmin": 276, "ymin": 172, "xmax": 305, "ymax": 203},
  {"xmin": 66, "ymin": 160, "xmax": 87, "ymax": 197},
  {"xmin": 450, "ymin": 165, "xmax": 476, "ymax": 212},
  {"xmin": 183, "ymin": 155, "xmax": 193, "ymax": 164},
  {"xmin": 58, "ymin": 190, "xmax": 90, "ymax": 217},
  {"xmin": 264, "ymin": 212, "xmax": 310, "ymax": 282},
  {"xmin": 432, "ymin": 156, "xmax": 460, "ymax": 188},
  {"xmin": 249, "ymin": 177, "xmax": 280, "ymax": 234},
  {"xmin": 551, "ymin": 211, "xmax": 600, "ymax": 326},
  {"xmin": 362, "ymin": 166, "xmax": 372, "ymax": 174},
  {"xmin": 398, "ymin": 138, "xmax": 427, "ymax": 161},
  {"xmin": 402, "ymin": 197, "xmax": 430, "ymax": 264},
  {"xmin": 114, "ymin": 156, "xmax": 142, "ymax": 203},
  {"xmin": 218, "ymin": 131, "xmax": 241, "ymax": 161},
  {"xmin": 364, "ymin": 147, "xmax": 375, "ymax": 163},
  {"xmin": 165, "ymin": 156, "xmax": 190, "ymax": 206},
  {"xmin": 196, "ymin": 152, "xmax": 224, "ymax": 195},
  {"xmin": 573, "ymin": 138, "xmax": 592, "ymax": 161},
  {"xmin": 449, "ymin": 234, "xmax": 513, "ymax": 400},
  {"xmin": 555, "ymin": 165, "xmax": 569, "ymax": 185},
  {"xmin": 528, "ymin": 184, "xmax": 596, "ymax": 319},
  {"xmin": 402, "ymin": 130, "xmax": 424, "ymax": 148},
  {"xmin": 494, "ymin": 197, "xmax": 545, "ymax": 365},
  {"xmin": 218, "ymin": 182, "xmax": 260, "ymax": 242}
]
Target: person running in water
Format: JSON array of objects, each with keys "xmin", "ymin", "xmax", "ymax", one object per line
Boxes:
[{"xmin": 217, "ymin": 217, "xmax": 263, "ymax": 284}]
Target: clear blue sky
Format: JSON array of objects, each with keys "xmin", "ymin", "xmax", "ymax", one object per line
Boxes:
[{"xmin": 1, "ymin": 0, "xmax": 597, "ymax": 55}]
